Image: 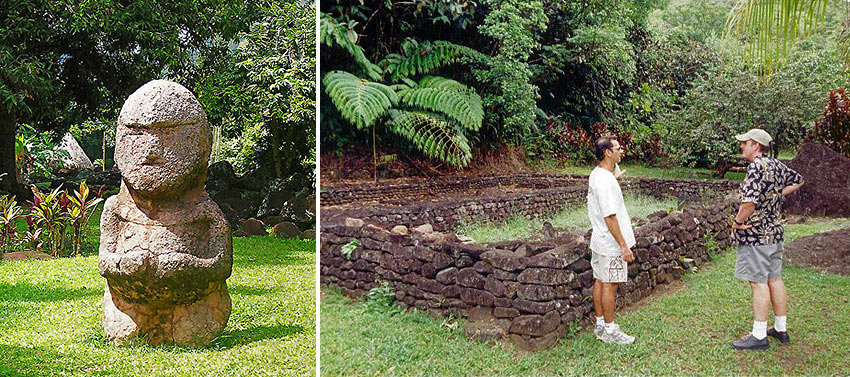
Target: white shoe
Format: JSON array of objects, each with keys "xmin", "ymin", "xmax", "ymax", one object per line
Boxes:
[
  {"xmin": 601, "ymin": 324, "xmax": 635, "ymax": 345},
  {"xmin": 594, "ymin": 324, "xmax": 605, "ymax": 340}
]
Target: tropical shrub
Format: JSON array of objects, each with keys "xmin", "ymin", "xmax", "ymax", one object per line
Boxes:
[
  {"xmin": 66, "ymin": 182, "xmax": 104, "ymax": 256},
  {"xmin": 807, "ymin": 88, "xmax": 850, "ymax": 158},
  {"xmin": 542, "ymin": 119, "xmax": 635, "ymax": 163},
  {"xmin": 476, "ymin": 0, "xmax": 547, "ymax": 144},
  {"xmin": 0, "ymin": 195, "xmax": 23, "ymax": 254},
  {"xmin": 15, "ymin": 124, "xmax": 68, "ymax": 183},
  {"xmin": 0, "ymin": 182, "xmax": 103, "ymax": 257},
  {"xmin": 322, "ymin": 14, "xmax": 485, "ymax": 168}
]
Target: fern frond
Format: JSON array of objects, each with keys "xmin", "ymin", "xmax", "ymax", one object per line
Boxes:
[
  {"xmin": 320, "ymin": 13, "xmax": 382, "ymax": 80},
  {"xmin": 379, "ymin": 38, "xmax": 487, "ymax": 81},
  {"xmin": 386, "ymin": 109, "xmax": 473, "ymax": 168},
  {"xmin": 323, "ymin": 71, "xmax": 398, "ymax": 129},
  {"xmin": 725, "ymin": 0, "xmax": 830, "ymax": 75},
  {"xmin": 397, "ymin": 76, "xmax": 483, "ymax": 131}
]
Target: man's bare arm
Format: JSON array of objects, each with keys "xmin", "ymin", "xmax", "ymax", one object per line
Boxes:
[
  {"xmin": 604, "ymin": 214, "xmax": 634, "ymax": 262},
  {"xmin": 782, "ymin": 181, "xmax": 804, "ymax": 197},
  {"xmin": 734, "ymin": 202, "xmax": 756, "ymax": 226}
]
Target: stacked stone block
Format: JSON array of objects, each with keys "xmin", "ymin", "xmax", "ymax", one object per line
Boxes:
[{"xmin": 321, "ymin": 198, "xmax": 737, "ymax": 351}]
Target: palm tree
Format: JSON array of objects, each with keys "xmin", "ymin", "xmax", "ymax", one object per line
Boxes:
[{"xmin": 725, "ymin": 0, "xmax": 835, "ymax": 75}]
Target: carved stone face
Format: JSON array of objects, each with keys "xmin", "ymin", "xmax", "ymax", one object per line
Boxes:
[
  {"xmin": 115, "ymin": 80, "xmax": 211, "ymax": 199},
  {"xmin": 115, "ymin": 123, "xmax": 210, "ymax": 198}
]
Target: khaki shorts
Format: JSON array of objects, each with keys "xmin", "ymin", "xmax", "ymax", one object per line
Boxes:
[
  {"xmin": 735, "ymin": 243, "xmax": 783, "ymax": 283},
  {"xmin": 591, "ymin": 252, "xmax": 628, "ymax": 283}
]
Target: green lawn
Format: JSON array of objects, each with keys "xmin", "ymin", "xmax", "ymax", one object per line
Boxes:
[
  {"xmin": 320, "ymin": 220, "xmax": 850, "ymax": 376},
  {"xmin": 0, "ymin": 205, "xmax": 316, "ymax": 377},
  {"xmin": 456, "ymin": 192, "xmax": 679, "ymax": 243},
  {"xmin": 534, "ymin": 163, "xmax": 746, "ymax": 181}
]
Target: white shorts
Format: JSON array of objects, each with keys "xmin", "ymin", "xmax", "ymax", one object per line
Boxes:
[{"xmin": 591, "ymin": 252, "xmax": 628, "ymax": 283}]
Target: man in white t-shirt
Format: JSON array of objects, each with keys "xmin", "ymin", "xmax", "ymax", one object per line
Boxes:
[{"xmin": 587, "ymin": 136, "xmax": 636, "ymax": 345}]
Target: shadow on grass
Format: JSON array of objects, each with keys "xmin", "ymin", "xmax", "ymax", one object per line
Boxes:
[
  {"xmin": 0, "ymin": 343, "xmax": 89, "ymax": 377},
  {"xmin": 228, "ymin": 284, "xmax": 274, "ymax": 296},
  {"xmin": 233, "ymin": 237, "xmax": 315, "ymax": 267},
  {"xmin": 0, "ymin": 282, "xmax": 100, "ymax": 303},
  {"xmin": 211, "ymin": 324, "xmax": 307, "ymax": 349},
  {"xmin": 77, "ymin": 323, "xmax": 306, "ymax": 352}
]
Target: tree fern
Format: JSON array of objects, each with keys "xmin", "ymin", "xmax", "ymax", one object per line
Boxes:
[
  {"xmin": 397, "ymin": 76, "xmax": 483, "ymax": 131},
  {"xmin": 320, "ymin": 13, "xmax": 382, "ymax": 80},
  {"xmin": 379, "ymin": 38, "xmax": 487, "ymax": 81},
  {"xmin": 386, "ymin": 109, "xmax": 473, "ymax": 168},
  {"xmin": 323, "ymin": 71, "xmax": 398, "ymax": 129}
]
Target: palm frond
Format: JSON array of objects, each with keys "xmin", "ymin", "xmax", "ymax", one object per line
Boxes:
[
  {"xmin": 379, "ymin": 38, "xmax": 487, "ymax": 81},
  {"xmin": 726, "ymin": 0, "xmax": 831, "ymax": 75},
  {"xmin": 320, "ymin": 13, "xmax": 382, "ymax": 80},
  {"xmin": 386, "ymin": 109, "xmax": 473, "ymax": 168},
  {"xmin": 397, "ymin": 76, "xmax": 484, "ymax": 131},
  {"xmin": 323, "ymin": 71, "xmax": 398, "ymax": 129}
]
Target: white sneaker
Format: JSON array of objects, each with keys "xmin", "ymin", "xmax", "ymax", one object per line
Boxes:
[
  {"xmin": 594, "ymin": 324, "xmax": 605, "ymax": 340},
  {"xmin": 601, "ymin": 323, "xmax": 635, "ymax": 345}
]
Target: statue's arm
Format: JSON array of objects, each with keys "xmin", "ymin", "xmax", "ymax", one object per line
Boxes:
[
  {"xmin": 156, "ymin": 202, "xmax": 232, "ymax": 282},
  {"xmin": 97, "ymin": 196, "xmax": 122, "ymax": 278}
]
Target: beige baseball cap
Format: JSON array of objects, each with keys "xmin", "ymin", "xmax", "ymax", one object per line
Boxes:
[{"xmin": 735, "ymin": 128, "xmax": 772, "ymax": 146}]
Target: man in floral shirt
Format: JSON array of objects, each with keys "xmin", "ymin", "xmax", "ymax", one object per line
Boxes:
[{"xmin": 730, "ymin": 129, "xmax": 805, "ymax": 350}]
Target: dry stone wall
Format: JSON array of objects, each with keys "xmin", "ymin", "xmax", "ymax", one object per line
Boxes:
[
  {"xmin": 322, "ymin": 177, "xmax": 739, "ymax": 232},
  {"xmin": 320, "ymin": 198, "xmax": 737, "ymax": 351},
  {"xmin": 321, "ymin": 174, "xmax": 738, "ymax": 207}
]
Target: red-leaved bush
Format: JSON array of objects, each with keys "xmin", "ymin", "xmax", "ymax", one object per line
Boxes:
[{"xmin": 807, "ymin": 88, "xmax": 850, "ymax": 158}]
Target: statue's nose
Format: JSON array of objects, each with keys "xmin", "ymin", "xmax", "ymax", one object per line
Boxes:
[{"xmin": 141, "ymin": 136, "xmax": 165, "ymax": 165}]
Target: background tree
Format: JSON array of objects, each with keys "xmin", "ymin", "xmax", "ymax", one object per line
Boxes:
[{"xmin": 0, "ymin": 0, "xmax": 258, "ymax": 195}]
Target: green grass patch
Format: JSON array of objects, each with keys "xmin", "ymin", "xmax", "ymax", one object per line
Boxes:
[
  {"xmin": 456, "ymin": 192, "xmax": 679, "ymax": 243},
  {"xmin": 0, "ymin": 207, "xmax": 316, "ymax": 377},
  {"xmin": 321, "ymin": 219, "xmax": 850, "ymax": 376},
  {"xmin": 542, "ymin": 163, "xmax": 745, "ymax": 181}
]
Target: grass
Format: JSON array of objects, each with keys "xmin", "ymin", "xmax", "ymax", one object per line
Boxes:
[
  {"xmin": 455, "ymin": 192, "xmax": 679, "ymax": 243},
  {"xmin": 536, "ymin": 162, "xmax": 746, "ymax": 181},
  {"xmin": 320, "ymin": 218, "xmax": 850, "ymax": 376},
  {"xmin": 0, "ymin": 204, "xmax": 316, "ymax": 377}
]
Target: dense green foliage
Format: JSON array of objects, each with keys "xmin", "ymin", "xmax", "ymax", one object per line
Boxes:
[
  {"xmin": 322, "ymin": 0, "xmax": 850, "ymax": 170},
  {"xmin": 1, "ymin": 0, "xmax": 315, "ymax": 194},
  {"xmin": 321, "ymin": 13, "xmax": 484, "ymax": 168},
  {"xmin": 476, "ymin": 0, "xmax": 547, "ymax": 143}
]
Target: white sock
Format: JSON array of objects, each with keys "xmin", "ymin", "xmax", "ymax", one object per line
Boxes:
[
  {"xmin": 604, "ymin": 322, "xmax": 617, "ymax": 333},
  {"xmin": 596, "ymin": 316, "xmax": 605, "ymax": 326},
  {"xmin": 752, "ymin": 320, "xmax": 767, "ymax": 339},
  {"xmin": 774, "ymin": 316, "xmax": 787, "ymax": 332}
]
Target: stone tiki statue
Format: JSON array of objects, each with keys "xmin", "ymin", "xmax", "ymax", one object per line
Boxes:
[{"xmin": 99, "ymin": 80, "xmax": 232, "ymax": 346}]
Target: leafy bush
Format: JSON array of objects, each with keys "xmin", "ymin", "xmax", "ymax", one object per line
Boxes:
[
  {"xmin": 363, "ymin": 280, "xmax": 402, "ymax": 314},
  {"xmin": 541, "ymin": 119, "xmax": 636, "ymax": 163},
  {"xmin": 321, "ymin": 15, "xmax": 485, "ymax": 168},
  {"xmin": 15, "ymin": 124, "xmax": 68, "ymax": 183},
  {"xmin": 341, "ymin": 239, "xmax": 359, "ymax": 259},
  {"xmin": 0, "ymin": 195, "xmax": 23, "ymax": 254},
  {"xmin": 807, "ymin": 88, "xmax": 850, "ymax": 158},
  {"xmin": 0, "ymin": 182, "xmax": 103, "ymax": 257}
]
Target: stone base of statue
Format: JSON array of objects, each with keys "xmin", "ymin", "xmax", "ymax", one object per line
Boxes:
[{"xmin": 102, "ymin": 283, "xmax": 231, "ymax": 346}]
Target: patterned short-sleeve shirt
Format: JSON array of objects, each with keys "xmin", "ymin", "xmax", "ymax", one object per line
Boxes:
[{"xmin": 735, "ymin": 155, "xmax": 803, "ymax": 246}]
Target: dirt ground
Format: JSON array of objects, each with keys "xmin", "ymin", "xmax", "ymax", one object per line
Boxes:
[
  {"xmin": 784, "ymin": 228, "xmax": 850, "ymax": 275},
  {"xmin": 1, "ymin": 251, "xmax": 54, "ymax": 261},
  {"xmin": 321, "ymin": 145, "xmax": 549, "ymax": 183}
]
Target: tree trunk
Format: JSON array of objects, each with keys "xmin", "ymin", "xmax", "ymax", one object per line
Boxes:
[{"xmin": 0, "ymin": 107, "xmax": 19, "ymax": 195}]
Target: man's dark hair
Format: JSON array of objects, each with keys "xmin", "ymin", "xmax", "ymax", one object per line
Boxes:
[{"xmin": 594, "ymin": 136, "xmax": 616, "ymax": 161}]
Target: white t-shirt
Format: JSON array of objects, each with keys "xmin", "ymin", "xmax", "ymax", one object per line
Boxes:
[{"xmin": 587, "ymin": 166, "xmax": 636, "ymax": 256}]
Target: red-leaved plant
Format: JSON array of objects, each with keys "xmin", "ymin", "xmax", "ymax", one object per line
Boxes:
[{"xmin": 807, "ymin": 88, "xmax": 850, "ymax": 158}]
